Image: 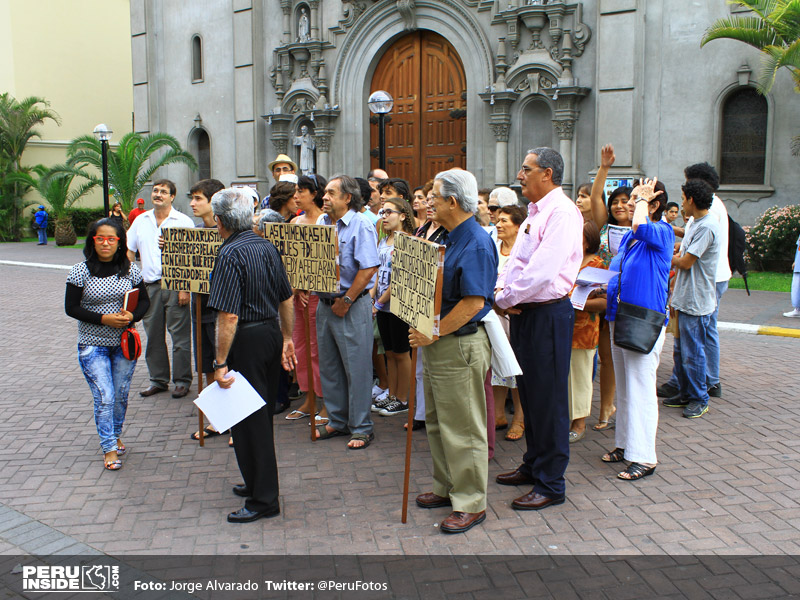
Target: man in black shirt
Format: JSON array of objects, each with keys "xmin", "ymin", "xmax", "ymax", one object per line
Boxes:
[{"xmin": 207, "ymin": 188, "xmax": 296, "ymax": 523}]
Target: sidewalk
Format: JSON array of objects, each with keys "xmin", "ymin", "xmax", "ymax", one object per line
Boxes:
[{"xmin": 0, "ymin": 242, "xmax": 799, "ymax": 558}]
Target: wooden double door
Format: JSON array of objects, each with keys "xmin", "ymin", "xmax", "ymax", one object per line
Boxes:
[{"xmin": 370, "ymin": 31, "xmax": 467, "ymax": 187}]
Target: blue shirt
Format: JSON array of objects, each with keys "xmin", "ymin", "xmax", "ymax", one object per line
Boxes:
[
  {"xmin": 318, "ymin": 209, "xmax": 379, "ymax": 298},
  {"xmin": 606, "ymin": 220, "xmax": 674, "ymax": 322},
  {"xmin": 441, "ymin": 216, "xmax": 498, "ymax": 323},
  {"xmin": 794, "ymin": 234, "xmax": 800, "ymax": 274}
]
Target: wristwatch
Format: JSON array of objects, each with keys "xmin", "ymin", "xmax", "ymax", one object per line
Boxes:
[
  {"xmin": 212, "ymin": 360, "xmax": 228, "ymax": 370},
  {"xmin": 343, "ymin": 295, "xmax": 354, "ymax": 306}
]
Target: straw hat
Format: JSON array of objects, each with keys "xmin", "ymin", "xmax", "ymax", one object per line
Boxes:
[{"xmin": 268, "ymin": 154, "xmax": 298, "ymax": 173}]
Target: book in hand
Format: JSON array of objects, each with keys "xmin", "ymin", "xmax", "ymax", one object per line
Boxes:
[{"xmin": 123, "ymin": 288, "xmax": 139, "ymax": 312}]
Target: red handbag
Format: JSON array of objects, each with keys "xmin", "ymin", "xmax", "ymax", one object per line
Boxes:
[{"xmin": 121, "ymin": 327, "xmax": 142, "ymax": 361}]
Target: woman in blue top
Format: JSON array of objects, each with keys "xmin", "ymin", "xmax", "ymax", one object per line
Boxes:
[
  {"xmin": 602, "ymin": 178, "xmax": 674, "ymax": 481},
  {"xmin": 784, "ymin": 233, "xmax": 800, "ymax": 318},
  {"xmin": 65, "ymin": 219, "xmax": 150, "ymax": 470}
]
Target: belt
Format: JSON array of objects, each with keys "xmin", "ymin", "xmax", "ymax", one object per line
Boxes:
[
  {"xmin": 238, "ymin": 318, "xmax": 275, "ymax": 330},
  {"xmin": 515, "ymin": 295, "xmax": 569, "ymax": 311},
  {"xmin": 451, "ymin": 321, "xmax": 484, "ymax": 337},
  {"xmin": 145, "ymin": 280, "xmax": 161, "ymax": 285},
  {"xmin": 319, "ymin": 289, "xmax": 370, "ymax": 306}
]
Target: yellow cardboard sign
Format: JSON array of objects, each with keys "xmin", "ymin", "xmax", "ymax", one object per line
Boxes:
[
  {"xmin": 262, "ymin": 223, "xmax": 339, "ymax": 293},
  {"xmin": 161, "ymin": 227, "xmax": 221, "ymax": 294}
]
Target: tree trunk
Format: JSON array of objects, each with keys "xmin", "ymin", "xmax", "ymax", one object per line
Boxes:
[{"xmin": 54, "ymin": 216, "xmax": 77, "ymax": 246}]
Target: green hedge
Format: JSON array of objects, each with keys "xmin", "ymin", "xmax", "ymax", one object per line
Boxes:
[{"xmin": 31, "ymin": 207, "xmax": 106, "ymax": 237}]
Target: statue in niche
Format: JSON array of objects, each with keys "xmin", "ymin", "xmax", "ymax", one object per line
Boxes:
[
  {"xmin": 293, "ymin": 125, "xmax": 316, "ymax": 175},
  {"xmin": 528, "ymin": 0, "xmax": 546, "ymax": 5},
  {"xmin": 297, "ymin": 8, "xmax": 310, "ymax": 42}
]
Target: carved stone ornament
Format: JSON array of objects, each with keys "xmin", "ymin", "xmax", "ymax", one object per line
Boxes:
[
  {"xmin": 291, "ymin": 97, "xmax": 316, "ymax": 113},
  {"xmin": 331, "ymin": 0, "xmax": 368, "ymax": 34},
  {"xmin": 397, "ymin": 0, "xmax": 416, "ymax": 31},
  {"xmin": 515, "ymin": 72, "xmax": 556, "ymax": 94},
  {"xmin": 489, "ymin": 122, "xmax": 511, "ymax": 142},
  {"xmin": 553, "ymin": 119, "xmax": 575, "ymax": 141},
  {"xmin": 315, "ymin": 135, "xmax": 331, "ymax": 153},
  {"xmin": 271, "ymin": 138, "xmax": 289, "ymax": 155}
]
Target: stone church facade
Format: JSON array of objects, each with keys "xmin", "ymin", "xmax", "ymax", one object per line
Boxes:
[{"xmin": 129, "ymin": 0, "xmax": 800, "ymax": 224}]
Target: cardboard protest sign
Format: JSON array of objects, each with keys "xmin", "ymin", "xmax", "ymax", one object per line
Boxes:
[
  {"xmin": 262, "ymin": 223, "xmax": 339, "ymax": 293},
  {"xmin": 390, "ymin": 232, "xmax": 444, "ymax": 339},
  {"xmin": 161, "ymin": 227, "xmax": 221, "ymax": 294}
]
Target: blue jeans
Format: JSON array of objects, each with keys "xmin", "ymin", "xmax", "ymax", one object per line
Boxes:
[
  {"xmin": 704, "ymin": 280, "xmax": 728, "ymax": 387},
  {"xmin": 666, "ymin": 280, "xmax": 728, "ymax": 389},
  {"xmin": 676, "ymin": 312, "xmax": 711, "ymax": 406},
  {"xmin": 78, "ymin": 345, "xmax": 137, "ymax": 453},
  {"xmin": 37, "ymin": 227, "xmax": 47, "ymax": 244}
]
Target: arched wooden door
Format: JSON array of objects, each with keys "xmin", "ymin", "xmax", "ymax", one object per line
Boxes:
[{"xmin": 370, "ymin": 31, "xmax": 467, "ymax": 186}]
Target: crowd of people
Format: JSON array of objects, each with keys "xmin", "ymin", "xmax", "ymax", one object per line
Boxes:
[{"xmin": 64, "ymin": 144, "xmax": 733, "ymax": 532}]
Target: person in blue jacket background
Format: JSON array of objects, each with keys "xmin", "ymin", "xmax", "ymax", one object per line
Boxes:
[{"xmin": 34, "ymin": 205, "xmax": 48, "ymax": 245}]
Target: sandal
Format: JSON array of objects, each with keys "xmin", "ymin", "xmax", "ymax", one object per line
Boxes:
[
  {"xmin": 495, "ymin": 418, "xmax": 508, "ymax": 431},
  {"xmin": 617, "ymin": 462, "xmax": 656, "ymax": 481},
  {"xmin": 191, "ymin": 426, "xmax": 224, "ymax": 441},
  {"xmin": 602, "ymin": 448, "xmax": 626, "ymax": 463},
  {"xmin": 316, "ymin": 427, "xmax": 348, "ymax": 440},
  {"xmin": 347, "ymin": 432, "xmax": 374, "ymax": 450},
  {"xmin": 116, "ymin": 443, "xmax": 126, "ymax": 456},
  {"xmin": 592, "ymin": 418, "xmax": 616, "ymax": 431},
  {"xmin": 104, "ymin": 459, "xmax": 122, "ymax": 471},
  {"xmin": 505, "ymin": 422, "xmax": 525, "ymax": 441}
]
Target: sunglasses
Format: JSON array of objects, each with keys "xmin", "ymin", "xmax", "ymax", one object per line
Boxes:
[
  {"xmin": 93, "ymin": 235, "xmax": 120, "ymax": 244},
  {"xmin": 488, "ymin": 205, "xmax": 500, "ymax": 212}
]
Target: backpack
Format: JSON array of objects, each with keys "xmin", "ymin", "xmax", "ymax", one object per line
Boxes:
[{"xmin": 728, "ymin": 215, "xmax": 749, "ymax": 295}]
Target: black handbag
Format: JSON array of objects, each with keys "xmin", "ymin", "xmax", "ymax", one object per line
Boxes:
[{"xmin": 613, "ymin": 241, "xmax": 668, "ymax": 354}]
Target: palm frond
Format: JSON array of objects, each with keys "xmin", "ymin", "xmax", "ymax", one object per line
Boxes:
[{"xmin": 702, "ymin": 17, "xmax": 780, "ymax": 47}]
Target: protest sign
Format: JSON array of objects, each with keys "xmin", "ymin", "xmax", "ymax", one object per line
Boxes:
[
  {"xmin": 161, "ymin": 227, "xmax": 221, "ymax": 294},
  {"xmin": 390, "ymin": 232, "xmax": 444, "ymax": 340},
  {"xmin": 262, "ymin": 223, "xmax": 339, "ymax": 293}
]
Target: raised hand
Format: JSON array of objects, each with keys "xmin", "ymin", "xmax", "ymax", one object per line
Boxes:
[
  {"xmin": 631, "ymin": 177, "xmax": 663, "ymax": 203},
  {"xmin": 600, "ymin": 144, "xmax": 615, "ymax": 169}
]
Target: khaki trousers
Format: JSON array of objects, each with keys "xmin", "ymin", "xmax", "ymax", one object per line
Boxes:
[
  {"xmin": 568, "ymin": 348, "xmax": 595, "ymax": 420},
  {"xmin": 422, "ymin": 327, "xmax": 490, "ymax": 513}
]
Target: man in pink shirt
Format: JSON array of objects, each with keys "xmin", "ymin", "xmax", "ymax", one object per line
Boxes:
[{"xmin": 494, "ymin": 147, "xmax": 583, "ymax": 510}]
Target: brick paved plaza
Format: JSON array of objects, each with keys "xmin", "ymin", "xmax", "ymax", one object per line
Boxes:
[{"xmin": 1, "ymin": 243, "xmax": 799, "ymax": 561}]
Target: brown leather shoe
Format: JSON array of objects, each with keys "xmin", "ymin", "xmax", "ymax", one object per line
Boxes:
[
  {"xmin": 140, "ymin": 385, "xmax": 167, "ymax": 397},
  {"xmin": 440, "ymin": 510, "xmax": 486, "ymax": 534},
  {"xmin": 415, "ymin": 492, "xmax": 452, "ymax": 509},
  {"xmin": 172, "ymin": 385, "xmax": 189, "ymax": 398},
  {"xmin": 511, "ymin": 490, "xmax": 565, "ymax": 511},
  {"xmin": 495, "ymin": 466, "xmax": 535, "ymax": 486}
]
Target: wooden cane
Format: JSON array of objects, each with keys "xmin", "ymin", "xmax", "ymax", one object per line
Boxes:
[
  {"xmin": 304, "ymin": 298, "xmax": 317, "ymax": 441},
  {"xmin": 195, "ymin": 300, "xmax": 206, "ymax": 446},
  {"xmin": 401, "ymin": 346, "xmax": 418, "ymax": 524}
]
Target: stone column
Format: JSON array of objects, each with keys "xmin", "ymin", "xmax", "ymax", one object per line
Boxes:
[
  {"xmin": 267, "ymin": 113, "xmax": 293, "ymax": 157},
  {"xmin": 310, "ymin": 108, "xmax": 340, "ymax": 178},
  {"xmin": 480, "ymin": 90, "xmax": 519, "ymax": 186},
  {"xmin": 309, "ymin": 0, "xmax": 320, "ymax": 41},
  {"xmin": 553, "ymin": 119, "xmax": 575, "ymax": 197}
]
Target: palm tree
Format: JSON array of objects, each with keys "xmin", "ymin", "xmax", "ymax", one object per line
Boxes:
[
  {"xmin": 65, "ymin": 132, "xmax": 198, "ymax": 212},
  {"xmin": 7, "ymin": 164, "xmax": 98, "ymax": 245},
  {"xmin": 0, "ymin": 94, "xmax": 61, "ymax": 240},
  {"xmin": 702, "ymin": 0, "xmax": 800, "ymax": 153}
]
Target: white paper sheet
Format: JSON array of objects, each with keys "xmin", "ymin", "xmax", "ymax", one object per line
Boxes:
[
  {"xmin": 570, "ymin": 285, "xmax": 594, "ymax": 310},
  {"xmin": 193, "ymin": 371, "xmax": 266, "ymax": 433},
  {"xmin": 607, "ymin": 225, "xmax": 630, "ymax": 256},
  {"xmin": 576, "ymin": 266, "xmax": 618, "ymax": 287}
]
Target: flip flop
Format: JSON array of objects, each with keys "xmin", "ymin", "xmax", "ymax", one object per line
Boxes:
[
  {"xmin": 593, "ymin": 418, "xmax": 616, "ymax": 431},
  {"xmin": 285, "ymin": 410, "xmax": 311, "ymax": 420},
  {"xmin": 308, "ymin": 415, "xmax": 329, "ymax": 426},
  {"xmin": 190, "ymin": 426, "xmax": 224, "ymax": 441}
]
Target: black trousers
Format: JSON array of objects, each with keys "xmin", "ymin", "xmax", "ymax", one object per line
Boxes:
[
  {"xmin": 509, "ymin": 298, "xmax": 574, "ymax": 499},
  {"xmin": 228, "ymin": 320, "xmax": 282, "ymax": 513}
]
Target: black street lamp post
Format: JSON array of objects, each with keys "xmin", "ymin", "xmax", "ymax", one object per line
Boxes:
[
  {"xmin": 368, "ymin": 91, "xmax": 394, "ymax": 171},
  {"xmin": 93, "ymin": 124, "xmax": 113, "ymax": 216}
]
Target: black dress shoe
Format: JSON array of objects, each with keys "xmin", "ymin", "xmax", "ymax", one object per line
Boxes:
[
  {"xmin": 140, "ymin": 385, "xmax": 167, "ymax": 397},
  {"xmin": 274, "ymin": 401, "xmax": 290, "ymax": 415},
  {"xmin": 232, "ymin": 485, "xmax": 251, "ymax": 498},
  {"xmin": 227, "ymin": 506, "xmax": 280, "ymax": 523},
  {"xmin": 495, "ymin": 466, "xmax": 535, "ymax": 486},
  {"xmin": 172, "ymin": 385, "xmax": 189, "ymax": 398}
]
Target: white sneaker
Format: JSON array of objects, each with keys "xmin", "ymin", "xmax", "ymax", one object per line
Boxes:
[
  {"xmin": 372, "ymin": 385, "xmax": 387, "ymax": 399},
  {"xmin": 783, "ymin": 309, "xmax": 800, "ymax": 318}
]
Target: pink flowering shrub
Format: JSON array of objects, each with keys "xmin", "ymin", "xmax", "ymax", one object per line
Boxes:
[{"xmin": 745, "ymin": 205, "xmax": 800, "ymax": 271}]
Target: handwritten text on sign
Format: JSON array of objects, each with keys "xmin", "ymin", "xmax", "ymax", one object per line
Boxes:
[
  {"xmin": 262, "ymin": 223, "xmax": 339, "ymax": 293},
  {"xmin": 390, "ymin": 232, "xmax": 442, "ymax": 339},
  {"xmin": 161, "ymin": 227, "xmax": 221, "ymax": 294}
]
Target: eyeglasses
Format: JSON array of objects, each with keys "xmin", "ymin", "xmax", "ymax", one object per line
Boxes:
[
  {"xmin": 488, "ymin": 205, "xmax": 500, "ymax": 212},
  {"xmin": 93, "ymin": 235, "xmax": 120, "ymax": 244},
  {"xmin": 382, "ymin": 208, "xmax": 401, "ymax": 216}
]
